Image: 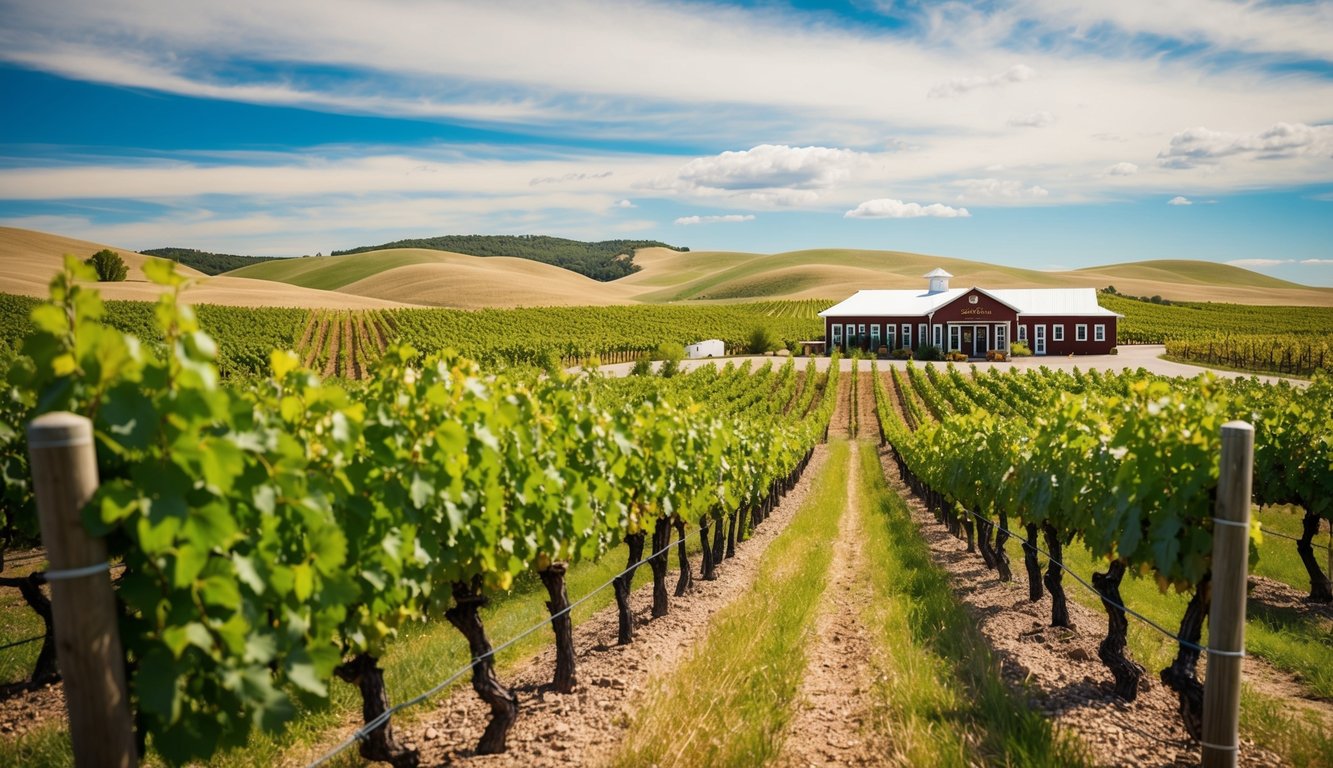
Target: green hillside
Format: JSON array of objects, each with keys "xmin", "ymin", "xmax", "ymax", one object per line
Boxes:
[
  {"xmin": 226, "ymin": 250, "xmax": 443, "ymax": 291},
  {"xmin": 1073, "ymin": 259, "xmax": 1305, "ymax": 289},
  {"xmin": 329, "ymin": 234, "xmax": 685, "ymax": 281},
  {"xmin": 140, "ymin": 247, "xmax": 282, "ymax": 276}
]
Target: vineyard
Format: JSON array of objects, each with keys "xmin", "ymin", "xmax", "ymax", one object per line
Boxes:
[
  {"xmin": 0, "ymin": 258, "xmax": 837, "ymax": 766},
  {"xmin": 1164, "ymin": 334, "xmax": 1333, "ymax": 377},
  {"xmin": 1, "ymin": 263, "xmax": 1331, "ymax": 767}
]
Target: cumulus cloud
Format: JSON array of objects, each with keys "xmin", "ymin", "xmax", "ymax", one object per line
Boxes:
[
  {"xmin": 844, "ymin": 199, "xmax": 971, "ymax": 219},
  {"xmin": 1007, "ymin": 111, "xmax": 1055, "ymax": 128},
  {"xmin": 928, "ymin": 64, "xmax": 1034, "ymax": 98},
  {"xmin": 612, "ymin": 199, "xmax": 635, "ymax": 208},
  {"xmin": 674, "ymin": 214, "xmax": 755, "ymax": 225},
  {"xmin": 1157, "ymin": 123, "xmax": 1333, "ymax": 169},
  {"xmin": 674, "ymin": 144, "xmax": 864, "ymax": 193},
  {"xmin": 1167, "ymin": 195, "xmax": 1192, "ymax": 205},
  {"xmin": 954, "ymin": 178, "xmax": 1049, "ymax": 201},
  {"xmin": 1106, "ymin": 162, "xmax": 1139, "ymax": 176}
]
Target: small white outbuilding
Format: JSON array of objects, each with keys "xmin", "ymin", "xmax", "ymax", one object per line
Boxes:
[{"xmin": 685, "ymin": 339, "xmax": 726, "ymax": 359}]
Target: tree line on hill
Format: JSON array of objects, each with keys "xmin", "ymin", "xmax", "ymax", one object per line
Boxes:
[
  {"xmin": 329, "ymin": 234, "xmax": 688, "ymax": 281},
  {"xmin": 141, "ymin": 247, "xmax": 282, "ymax": 275}
]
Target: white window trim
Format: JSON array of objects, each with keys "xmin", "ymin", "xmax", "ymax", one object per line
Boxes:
[
  {"xmin": 1076, "ymin": 324, "xmax": 1088, "ymax": 342},
  {"xmin": 831, "ymin": 324, "xmax": 842, "ymax": 343},
  {"xmin": 871, "ymin": 324, "xmax": 881, "ymax": 345},
  {"xmin": 901, "ymin": 323, "xmax": 912, "ymax": 349},
  {"xmin": 1094, "ymin": 324, "xmax": 1105, "ymax": 342},
  {"xmin": 933, "ymin": 324, "xmax": 943, "ymax": 348},
  {"xmin": 1018, "ymin": 324, "xmax": 1027, "ymax": 342},
  {"xmin": 1053, "ymin": 324, "xmax": 1065, "ymax": 342},
  {"xmin": 918, "ymin": 323, "xmax": 928, "ymax": 348}
]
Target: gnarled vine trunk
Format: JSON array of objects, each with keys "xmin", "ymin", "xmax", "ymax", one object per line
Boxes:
[
  {"xmin": 613, "ymin": 531, "xmax": 647, "ymax": 644},
  {"xmin": 673, "ymin": 517, "xmax": 693, "ymax": 596},
  {"xmin": 0, "ymin": 572, "xmax": 59, "ymax": 685},
  {"xmin": 975, "ymin": 513, "xmax": 997, "ymax": 569},
  {"xmin": 1160, "ymin": 580, "xmax": 1210, "ymax": 739},
  {"xmin": 1092, "ymin": 561, "xmax": 1144, "ymax": 700},
  {"xmin": 994, "ymin": 511, "xmax": 1012, "ymax": 582},
  {"xmin": 1023, "ymin": 523, "xmax": 1044, "ymax": 602},
  {"xmin": 700, "ymin": 518, "xmax": 716, "ymax": 581},
  {"xmin": 725, "ymin": 512, "xmax": 737, "ymax": 559},
  {"xmin": 1042, "ymin": 522, "xmax": 1071, "ymax": 628},
  {"xmin": 446, "ymin": 579, "xmax": 518, "ymax": 755},
  {"xmin": 711, "ymin": 515, "xmax": 726, "ymax": 568},
  {"xmin": 1296, "ymin": 509, "xmax": 1332, "ymax": 602},
  {"xmin": 649, "ymin": 517, "xmax": 671, "ymax": 618},
  {"xmin": 539, "ymin": 563, "xmax": 576, "ymax": 693},
  {"xmin": 962, "ymin": 511, "xmax": 975, "ymax": 553},
  {"xmin": 335, "ymin": 654, "xmax": 418, "ymax": 767}
]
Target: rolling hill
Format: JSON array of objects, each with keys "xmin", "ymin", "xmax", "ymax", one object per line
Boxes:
[
  {"xmin": 0, "ymin": 227, "xmax": 406, "ymax": 309},
  {"xmin": 4, "ymin": 226, "xmax": 1331, "ymax": 310}
]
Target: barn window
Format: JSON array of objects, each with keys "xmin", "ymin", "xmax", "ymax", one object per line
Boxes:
[
  {"xmin": 901, "ymin": 323, "xmax": 912, "ymax": 349},
  {"xmin": 1094, "ymin": 324, "xmax": 1105, "ymax": 342},
  {"xmin": 1076, "ymin": 324, "xmax": 1088, "ymax": 342},
  {"xmin": 871, "ymin": 324, "xmax": 881, "ymax": 347},
  {"xmin": 1053, "ymin": 324, "xmax": 1064, "ymax": 342},
  {"xmin": 831, "ymin": 324, "xmax": 842, "ymax": 344},
  {"xmin": 969, "ymin": 295, "xmax": 978, "ymax": 304},
  {"xmin": 1018, "ymin": 324, "xmax": 1027, "ymax": 342}
]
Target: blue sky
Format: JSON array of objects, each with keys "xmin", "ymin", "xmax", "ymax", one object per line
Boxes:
[{"xmin": 0, "ymin": 0, "xmax": 1331, "ymax": 285}]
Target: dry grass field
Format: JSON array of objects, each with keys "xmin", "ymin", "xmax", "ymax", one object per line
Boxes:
[
  {"xmin": 0, "ymin": 227, "xmax": 406, "ymax": 309},
  {"xmin": 4, "ymin": 226, "xmax": 1331, "ymax": 309}
]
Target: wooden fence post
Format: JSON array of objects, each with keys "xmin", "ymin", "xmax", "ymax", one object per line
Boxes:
[
  {"xmin": 28, "ymin": 412, "xmax": 137, "ymax": 768},
  {"xmin": 1202, "ymin": 420, "xmax": 1253, "ymax": 768}
]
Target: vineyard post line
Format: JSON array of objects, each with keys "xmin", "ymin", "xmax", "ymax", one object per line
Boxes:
[
  {"xmin": 28, "ymin": 412, "xmax": 137, "ymax": 768},
  {"xmin": 1201, "ymin": 420, "xmax": 1253, "ymax": 768}
]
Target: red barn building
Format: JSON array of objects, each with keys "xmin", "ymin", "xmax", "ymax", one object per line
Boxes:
[{"xmin": 819, "ymin": 269, "xmax": 1120, "ymax": 357}]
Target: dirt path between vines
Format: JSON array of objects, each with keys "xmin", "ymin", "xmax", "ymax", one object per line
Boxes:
[
  {"xmin": 399, "ymin": 445, "xmax": 831, "ymax": 768},
  {"xmin": 828, "ymin": 373, "xmax": 852, "ymax": 440},
  {"xmin": 875, "ymin": 446, "xmax": 1295, "ymax": 767},
  {"xmin": 775, "ymin": 440, "xmax": 879, "ymax": 767}
]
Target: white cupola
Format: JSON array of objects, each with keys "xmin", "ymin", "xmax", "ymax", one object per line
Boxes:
[{"xmin": 924, "ymin": 268, "xmax": 953, "ymax": 294}]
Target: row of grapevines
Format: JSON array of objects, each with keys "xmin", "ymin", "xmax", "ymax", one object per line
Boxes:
[
  {"xmin": 874, "ymin": 361, "xmax": 1332, "ymax": 739},
  {"xmin": 0, "ymin": 259, "xmax": 836, "ymax": 765},
  {"xmin": 1165, "ymin": 334, "xmax": 1333, "ymax": 377}
]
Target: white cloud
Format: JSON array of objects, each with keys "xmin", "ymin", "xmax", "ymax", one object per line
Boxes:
[
  {"xmin": 674, "ymin": 144, "xmax": 864, "ymax": 193},
  {"xmin": 1301, "ymin": 258, "xmax": 1333, "ymax": 265},
  {"xmin": 1010, "ymin": 0, "xmax": 1333, "ymax": 63},
  {"xmin": 1106, "ymin": 162, "xmax": 1139, "ymax": 176},
  {"xmin": 1226, "ymin": 258, "xmax": 1289, "ymax": 267},
  {"xmin": 1007, "ymin": 111, "xmax": 1055, "ymax": 128},
  {"xmin": 1167, "ymin": 195, "xmax": 1192, "ymax": 205},
  {"xmin": 612, "ymin": 199, "xmax": 636, "ymax": 208},
  {"xmin": 674, "ymin": 214, "xmax": 755, "ymax": 225},
  {"xmin": 530, "ymin": 171, "xmax": 613, "ymax": 186},
  {"xmin": 928, "ymin": 64, "xmax": 1035, "ymax": 98},
  {"xmin": 955, "ymin": 179, "xmax": 1050, "ymax": 201},
  {"xmin": 1158, "ymin": 123, "xmax": 1333, "ymax": 169},
  {"xmin": 844, "ymin": 199, "xmax": 971, "ymax": 219}
]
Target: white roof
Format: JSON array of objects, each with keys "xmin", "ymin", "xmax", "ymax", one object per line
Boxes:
[
  {"xmin": 818, "ymin": 287, "xmax": 1119, "ymax": 318},
  {"xmin": 923, "ymin": 268, "xmax": 953, "ymax": 278}
]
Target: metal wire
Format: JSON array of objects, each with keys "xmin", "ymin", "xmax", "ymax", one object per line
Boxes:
[{"xmin": 305, "ymin": 518, "xmax": 720, "ymax": 768}]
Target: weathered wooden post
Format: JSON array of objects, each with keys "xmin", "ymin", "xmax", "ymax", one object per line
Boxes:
[
  {"xmin": 1202, "ymin": 420, "xmax": 1253, "ymax": 768},
  {"xmin": 28, "ymin": 412, "xmax": 136, "ymax": 768}
]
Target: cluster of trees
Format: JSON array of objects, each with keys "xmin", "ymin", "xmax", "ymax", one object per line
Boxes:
[
  {"xmin": 140, "ymin": 247, "xmax": 281, "ymax": 275},
  {"xmin": 330, "ymin": 235, "xmax": 687, "ymax": 281}
]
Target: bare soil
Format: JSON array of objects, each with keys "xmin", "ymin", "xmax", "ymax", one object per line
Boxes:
[
  {"xmin": 876, "ymin": 445, "xmax": 1289, "ymax": 767},
  {"xmin": 392, "ymin": 445, "xmax": 832, "ymax": 767},
  {"xmin": 776, "ymin": 440, "xmax": 879, "ymax": 767}
]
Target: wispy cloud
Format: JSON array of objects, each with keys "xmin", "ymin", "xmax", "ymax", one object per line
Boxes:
[
  {"xmin": 955, "ymin": 179, "xmax": 1049, "ymax": 201},
  {"xmin": 1226, "ymin": 258, "xmax": 1287, "ymax": 268},
  {"xmin": 1105, "ymin": 162, "xmax": 1138, "ymax": 177},
  {"xmin": 928, "ymin": 64, "xmax": 1035, "ymax": 98},
  {"xmin": 1007, "ymin": 111, "xmax": 1055, "ymax": 128},
  {"xmin": 844, "ymin": 199, "xmax": 971, "ymax": 219},
  {"xmin": 674, "ymin": 214, "xmax": 755, "ymax": 225}
]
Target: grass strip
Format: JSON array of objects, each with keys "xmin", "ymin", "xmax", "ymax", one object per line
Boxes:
[
  {"xmin": 857, "ymin": 443, "xmax": 1089, "ymax": 767},
  {"xmin": 612, "ymin": 441, "xmax": 847, "ymax": 767}
]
